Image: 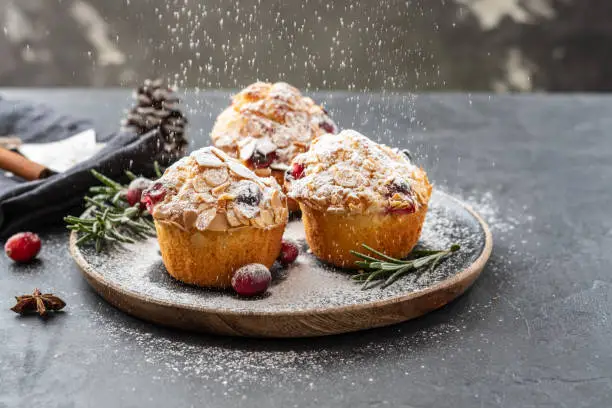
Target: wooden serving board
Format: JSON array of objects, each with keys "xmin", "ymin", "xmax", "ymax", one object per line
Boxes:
[{"xmin": 69, "ymin": 191, "xmax": 492, "ymax": 338}]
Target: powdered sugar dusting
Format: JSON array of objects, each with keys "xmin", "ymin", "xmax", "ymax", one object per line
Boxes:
[
  {"xmin": 288, "ymin": 130, "xmax": 430, "ymax": 214},
  {"xmin": 75, "ymin": 190, "xmax": 486, "ymax": 315}
]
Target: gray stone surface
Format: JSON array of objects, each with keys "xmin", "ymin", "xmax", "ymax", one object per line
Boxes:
[
  {"xmin": 1, "ymin": 90, "xmax": 612, "ymax": 407},
  {"xmin": 1, "ymin": 0, "xmax": 612, "ymax": 91}
]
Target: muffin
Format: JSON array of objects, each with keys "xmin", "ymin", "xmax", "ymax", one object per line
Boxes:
[
  {"xmin": 285, "ymin": 130, "xmax": 432, "ymax": 268},
  {"xmin": 142, "ymin": 146, "xmax": 289, "ymax": 288},
  {"xmin": 210, "ymin": 81, "xmax": 337, "ymax": 211}
]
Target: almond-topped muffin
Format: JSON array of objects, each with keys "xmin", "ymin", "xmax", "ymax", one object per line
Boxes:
[
  {"xmin": 142, "ymin": 146, "xmax": 288, "ymax": 288},
  {"xmin": 285, "ymin": 130, "xmax": 432, "ymax": 268},
  {"xmin": 210, "ymin": 81, "xmax": 337, "ymax": 211}
]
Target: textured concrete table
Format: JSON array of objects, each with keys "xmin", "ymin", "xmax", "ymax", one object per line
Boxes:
[{"xmin": 1, "ymin": 90, "xmax": 611, "ymax": 407}]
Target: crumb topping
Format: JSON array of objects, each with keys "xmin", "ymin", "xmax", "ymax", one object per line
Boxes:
[
  {"xmin": 210, "ymin": 82, "xmax": 337, "ymax": 171},
  {"xmin": 286, "ymin": 130, "xmax": 432, "ymax": 215},
  {"xmin": 150, "ymin": 146, "xmax": 288, "ymax": 231}
]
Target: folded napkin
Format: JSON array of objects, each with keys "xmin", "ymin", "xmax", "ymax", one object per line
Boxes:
[{"xmin": 0, "ymin": 97, "xmax": 178, "ymax": 239}]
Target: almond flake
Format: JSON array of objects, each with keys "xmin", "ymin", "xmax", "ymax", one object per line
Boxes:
[
  {"xmin": 195, "ymin": 208, "xmax": 218, "ymax": 230},
  {"xmin": 191, "ymin": 149, "xmax": 226, "ymax": 168},
  {"xmin": 260, "ymin": 209, "xmax": 275, "ymax": 225},
  {"xmin": 334, "ymin": 168, "xmax": 362, "ymax": 188},
  {"xmin": 207, "ymin": 213, "xmax": 230, "ymax": 231},
  {"xmin": 225, "ymin": 209, "xmax": 242, "ymax": 227},
  {"xmin": 182, "ymin": 209, "xmax": 198, "ymax": 227},
  {"xmin": 228, "ymin": 161, "xmax": 257, "ymax": 180},
  {"xmin": 234, "ymin": 203, "xmax": 260, "ymax": 220},
  {"xmin": 270, "ymin": 190, "xmax": 282, "ymax": 208},
  {"xmin": 212, "ymin": 181, "xmax": 231, "ymax": 196},
  {"xmin": 204, "ymin": 168, "xmax": 229, "ymax": 187},
  {"xmin": 238, "ymin": 139, "xmax": 257, "ymax": 161},
  {"xmin": 256, "ymin": 137, "xmax": 277, "ymax": 155},
  {"xmin": 250, "ymin": 217, "xmax": 267, "ymax": 228}
]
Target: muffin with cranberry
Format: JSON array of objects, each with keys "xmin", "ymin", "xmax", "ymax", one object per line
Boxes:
[
  {"xmin": 142, "ymin": 146, "xmax": 288, "ymax": 288},
  {"xmin": 210, "ymin": 81, "xmax": 337, "ymax": 211},
  {"xmin": 285, "ymin": 130, "xmax": 432, "ymax": 268}
]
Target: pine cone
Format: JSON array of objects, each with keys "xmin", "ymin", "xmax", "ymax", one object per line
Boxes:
[{"xmin": 121, "ymin": 78, "xmax": 188, "ymax": 156}]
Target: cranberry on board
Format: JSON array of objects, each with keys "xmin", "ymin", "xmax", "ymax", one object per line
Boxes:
[
  {"xmin": 5, "ymin": 232, "xmax": 41, "ymax": 263},
  {"xmin": 141, "ymin": 182, "xmax": 167, "ymax": 213},
  {"xmin": 278, "ymin": 239, "xmax": 299, "ymax": 266},
  {"xmin": 126, "ymin": 177, "xmax": 153, "ymax": 207},
  {"xmin": 231, "ymin": 264, "xmax": 272, "ymax": 297}
]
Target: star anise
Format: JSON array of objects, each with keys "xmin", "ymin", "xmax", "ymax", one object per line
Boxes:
[{"xmin": 11, "ymin": 289, "xmax": 66, "ymax": 316}]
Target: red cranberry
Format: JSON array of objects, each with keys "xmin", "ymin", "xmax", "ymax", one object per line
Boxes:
[
  {"xmin": 286, "ymin": 163, "xmax": 305, "ymax": 181},
  {"xmin": 278, "ymin": 239, "xmax": 299, "ymax": 266},
  {"xmin": 141, "ymin": 182, "xmax": 167, "ymax": 213},
  {"xmin": 319, "ymin": 121, "xmax": 336, "ymax": 134},
  {"xmin": 126, "ymin": 177, "xmax": 153, "ymax": 207},
  {"xmin": 231, "ymin": 264, "xmax": 272, "ymax": 297},
  {"xmin": 5, "ymin": 232, "xmax": 41, "ymax": 263},
  {"xmin": 248, "ymin": 151, "xmax": 276, "ymax": 169}
]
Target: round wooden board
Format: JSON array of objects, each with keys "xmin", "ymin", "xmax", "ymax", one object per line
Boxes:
[{"xmin": 69, "ymin": 191, "xmax": 492, "ymax": 338}]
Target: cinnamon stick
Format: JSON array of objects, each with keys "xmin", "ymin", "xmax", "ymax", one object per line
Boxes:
[{"xmin": 0, "ymin": 147, "xmax": 55, "ymax": 180}]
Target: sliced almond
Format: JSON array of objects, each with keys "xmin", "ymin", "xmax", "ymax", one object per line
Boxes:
[
  {"xmin": 210, "ymin": 146, "xmax": 231, "ymax": 162},
  {"xmin": 270, "ymin": 189, "xmax": 282, "ymax": 208},
  {"xmin": 192, "ymin": 177, "xmax": 209, "ymax": 193},
  {"xmin": 182, "ymin": 208, "xmax": 198, "ymax": 227},
  {"xmin": 260, "ymin": 209, "xmax": 275, "ymax": 225},
  {"xmin": 211, "ymin": 181, "xmax": 231, "ymax": 196},
  {"xmin": 216, "ymin": 193, "xmax": 236, "ymax": 202},
  {"xmin": 203, "ymin": 168, "xmax": 229, "ymax": 187},
  {"xmin": 191, "ymin": 149, "xmax": 226, "ymax": 168},
  {"xmin": 195, "ymin": 191, "xmax": 216, "ymax": 203},
  {"xmin": 238, "ymin": 139, "xmax": 257, "ymax": 161},
  {"xmin": 234, "ymin": 203, "xmax": 260, "ymax": 220},
  {"xmin": 270, "ymin": 162, "xmax": 289, "ymax": 172},
  {"xmin": 195, "ymin": 208, "xmax": 218, "ymax": 230},
  {"xmin": 228, "ymin": 161, "xmax": 257, "ymax": 180},
  {"xmin": 256, "ymin": 137, "xmax": 277, "ymax": 155},
  {"xmin": 254, "ymin": 168, "xmax": 272, "ymax": 178},
  {"xmin": 207, "ymin": 212, "xmax": 230, "ymax": 231},
  {"xmin": 334, "ymin": 168, "xmax": 362, "ymax": 188},
  {"xmin": 250, "ymin": 217, "xmax": 267, "ymax": 228},
  {"xmin": 225, "ymin": 209, "xmax": 242, "ymax": 227},
  {"xmin": 232, "ymin": 205, "xmax": 250, "ymax": 225}
]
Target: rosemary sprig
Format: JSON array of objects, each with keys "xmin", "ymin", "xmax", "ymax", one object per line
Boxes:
[
  {"xmin": 350, "ymin": 243, "xmax": 460, "ymax": 290},
  {"xmin": 64, "ymin": 164, "xmax": 163, "ymax": 251}
]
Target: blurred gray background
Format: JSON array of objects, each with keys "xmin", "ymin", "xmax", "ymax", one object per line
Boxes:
[{"xmin": 0, "ymin": 0, "xmax": 610, "ymax": 92}]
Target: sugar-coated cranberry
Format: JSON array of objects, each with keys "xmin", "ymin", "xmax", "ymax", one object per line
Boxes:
[
  {"xmin": 141, "ymin": 182, "xmax": 167, "ymax": 213},
  {"xmin": 5, "ymin": 232, "xmax": 41, "ymax": 263},
  {"xmin": 319, "ymin": 121, "xmax": 336, "ymax": 134},
  {"xmin": 231, "ymin": 264, "xmax": 272, "ymax": 297},
  {"xmin": 278, "ymin": 239, "xmax": 299, "ymax": 266},
  {"xmin": 248, "ymin": 151, "xmax": 277, "ymax": 169},
  {"xmin": 286, "ymin": 163, "xmax": 305, "ymax": 181},
  {"xmin": 233, "ymin": 181, "xmax": 262, "ymax": 206},
  {"xmin": 126, "ymin": 177, "xmax": 153, "ymax": 207}
]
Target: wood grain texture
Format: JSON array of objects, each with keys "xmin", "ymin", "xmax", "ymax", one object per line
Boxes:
[{"xmin": 69, "ymin": 198, "xmax": 492, "ymax": 338}]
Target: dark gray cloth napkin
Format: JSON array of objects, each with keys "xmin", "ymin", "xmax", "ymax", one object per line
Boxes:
[{"xmin": 0, "ymin": 97, "xmax": 176, "ymax": 239}]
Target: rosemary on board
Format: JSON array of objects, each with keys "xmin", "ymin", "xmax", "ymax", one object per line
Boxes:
[
  {"xmin": 350, "ymin": 243, "xmax": 461, "ymax": 290},
  {"xmin": 64, "ymin": 163, "xmax": 163, "ymax": 252}
]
